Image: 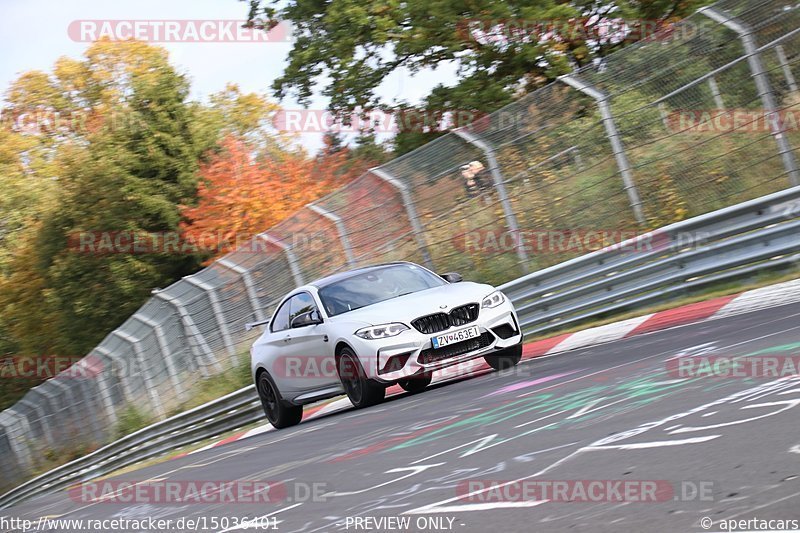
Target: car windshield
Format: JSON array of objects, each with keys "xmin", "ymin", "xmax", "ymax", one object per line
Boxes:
[{"xmin": 318, "ymin": 264, "xmax": 446, "ymax": 316}]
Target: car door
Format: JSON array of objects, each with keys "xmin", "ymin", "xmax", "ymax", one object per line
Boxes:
[
  {"xmin": 281, "ymin": 292, "xmax": 336, "ymax": 391},
  {"xmin": 262, "ymin": 296, "xmax": 293, "ymax": 352}
]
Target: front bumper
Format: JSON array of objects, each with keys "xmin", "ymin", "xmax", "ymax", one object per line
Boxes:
[{"xmin": 350, "ymin": 301, "xmax": 523, "ymax": 383}]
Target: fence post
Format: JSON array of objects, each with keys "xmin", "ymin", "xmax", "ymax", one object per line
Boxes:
[
  {"xmin": 775, "ymin": 45, "xmax": 799, "ymax": 95},
  {"xmin": 133, "ymin": 313, "xmax": 187, "ymax": 402},
  {"xmin": 182, "ymin": 276, "xmax": 238, "ymax": 365},
  {"xmin": 1, "ymin": 411, "xmax": 33, "ymax": 469},
  {"xmin": 657, "ymin": 103, "xmax": 671, "ymax": 130},
  {"xmin": 70, "ymin": 377, "xmax": 105, "ymax": 442},
  {"xmin": 0, "ymin": 417, "xmax": 23, "ymax": 483},
  {"xmin": 559, "ymin": 74, "xmax": 647, "ymax": 225},
  {"xmin": 49, "ymin": 380, "xmax": 86, "ymax": 439},
  {"xmin": 708, "ymin": 76, "xmax": 726, "ymax": 108},
  {"xmin": 569, "ymin": 145, "xmax": 584, "ymax": 170},
  {"xmin": 112, "ymin": 330, "xmax": 166, "ymax": 419},
  {"xmin": 35, "ymin": 384, "xmax": 68, "ymax": 444},
  {"xmin": 700, "ymin": 7, "xmax": 799, "ymax": 186},
  {"xmin": 95, "ymin": 345, "xmax": 138, "ymax": 400},
  {"xmin": 369, "ymin": 167, "xmax": 434, "ymax": 270},
  {"xmin": 258, "ymin": 233, "xmax": 305, "ymax": 287},
  {"xmin": 453, "ymin": 128, "xmax": 530, "ymax": 273},
  {"xmin": 153, "ymin": 292, "xmax": 221, "ymax": 376},
  {"xmin": 18, "ymin": 398, "xmax": 54, "ymax": 449},
  {"xmin": 217, "ymin": 258, "xmax": 266, "ymax": 322},
  {"xmin": 86, "ymin": 349, "xmax": 119, "ymax": 426},
  {"xmin": 306, "ymin": 203, "xmax": 357, "ymax": 268}
]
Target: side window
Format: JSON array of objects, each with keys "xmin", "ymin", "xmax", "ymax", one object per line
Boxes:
[
  {"xmin": 270, "ymin": 299, "xmax": 292, "ymax": 332},
  {"xmin": 289, "ymin": 292, "xmax": 318, "ymax": 327}
]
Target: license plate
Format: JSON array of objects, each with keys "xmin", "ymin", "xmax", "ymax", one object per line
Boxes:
[{"xmin": 432, "ymin": 326, "xmax": 480, "ymax": 349}]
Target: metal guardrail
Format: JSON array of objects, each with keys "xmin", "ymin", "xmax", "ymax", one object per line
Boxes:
[
  {"xmin": 0, "ymin": 386, "xmax": 260, "ymax": 510},
  {"xmin": 500, "ymin": 185, "xmax": 800, "ymax": 335},
  {"xmin": 2, "ymin": 184, "xmax": 799, "ymax": 510}
]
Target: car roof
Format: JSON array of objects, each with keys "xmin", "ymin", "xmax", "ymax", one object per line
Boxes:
[{"xmin": 308, "ymin": 261, "xmax": 420, "ymax": 289}]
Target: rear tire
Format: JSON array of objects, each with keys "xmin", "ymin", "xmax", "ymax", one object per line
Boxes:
[
  {"xmin": 337, "ymin": 348, "xmax": 386, "ymax": 408},
  {"xmin": 398, "ymin": 372, "xmax": 432, "ymax": 393},
  {"xmin": 257, "ymin": 371, "xmax": 303, "ymax": 429},
  {"xmin": 484, "ymin": 343, "xmax": 523, "ymax": 371}
]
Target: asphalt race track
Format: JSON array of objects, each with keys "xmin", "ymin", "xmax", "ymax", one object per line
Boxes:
[{"xmin": 3, "ymin": 303, "xmax": 800, "ymax": 533}]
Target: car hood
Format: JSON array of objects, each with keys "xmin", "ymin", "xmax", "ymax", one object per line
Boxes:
[{"xmin": 329, "ymin": 281, "xmax": 496, "ymax": 326}]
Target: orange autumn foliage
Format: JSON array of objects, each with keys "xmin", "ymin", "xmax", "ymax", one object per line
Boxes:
[{"xmin": 180, "ymin": 136, "xmax": 358, "ymax": 256}]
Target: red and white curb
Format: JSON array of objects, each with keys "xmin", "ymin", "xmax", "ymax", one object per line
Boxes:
[{"xmin": 175, "ymin": 278, "xmax": 800, "ymax": 457}]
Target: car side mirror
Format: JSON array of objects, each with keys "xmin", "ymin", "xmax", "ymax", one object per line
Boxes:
[
  {"xmin": 290, "ymin": 309, "xmax": 323, "ymax": 328},
  {"xmin": 440, "ymin": 272, "xmax": 463, "ymax": 283}
]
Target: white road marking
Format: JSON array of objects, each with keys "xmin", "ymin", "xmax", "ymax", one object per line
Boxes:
[
  {"xmin": 514, "ymin": 408, "xmax": 573, "ymax": 428},
  {"xmin": 405, "ymin": 500, "xmax": 548, "ymax": 513},
  {"xmin": 323, "ymin": 463, "xmax": 445, "ymax": 497},
  {"xmin": 669, "ymin": 399, "xmax": 800, "ymax": 434},
  {"xmin": 546, "ymin": 314, "xmax": 652, "ymax": 354},
  {"xmin": 402, "ymin": 449, "xmax": 586, "ymax": 515},
  {"xmin": 583, "ymin": 435, "xmax": 721, "ymax": 450},
  {"xmin": 710, "ymin": 490, "xmax": 800, "ymax": 521},
  {"xmin": 409, "ymin": 435, "xmax": 498, "ymax": 465},
  {"xmin": 566, "ymin": 397, "xmax": 606, "ymax": 419}
]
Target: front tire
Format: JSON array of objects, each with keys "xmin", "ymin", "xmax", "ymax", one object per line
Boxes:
[
  {"xmin": 398, "ymin": 372, "xmax": 432, "ymax": 393},
  {"xmin": 484, "ymin": 343, "xmax": 523, "ymax": 371},
  {"xmin": 257, "ymin": 371, "xmax": 303, "ymax": 429},
  {"xmin": 337, "ymin": 348, "xmax": 386, "ymax": 408}
]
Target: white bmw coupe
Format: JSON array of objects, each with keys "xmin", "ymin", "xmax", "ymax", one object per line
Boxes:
[{"xmin": 249, "ymin": 261, "xmax": 523, "ymax": 428}]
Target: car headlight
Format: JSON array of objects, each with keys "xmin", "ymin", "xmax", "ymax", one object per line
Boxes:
[
  {"xmin": 481, "ymin": 290, "xmax": 506, "ymax": 309},
  {"xmin": 355, "ymin": 323, "xmax": 409, "ymax": 340}
]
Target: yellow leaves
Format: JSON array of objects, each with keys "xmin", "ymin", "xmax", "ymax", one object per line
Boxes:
[
  {"xmin": 181, "ymin": 135, "xmax": 355, "ymax": 257},
  {"xmin": 712, "ymin": 172, "xmax": 729, "ymax": 185},
  {"xmin": 53, "ymin": 57, "xmax": 87, "ymax": 95},
  {"xmin": 193, "ymin": 84, "xmax": 288, "ymax": 153},
  {"xmin": 6, "ymin": 70, "xmax": 62, "ymax": 112},
  {"xmin": 572, "ymin": 45, "xmax": 589, "ymax": 61},
  {"xmin": 0, "ymin": 129, "xmax": 36, "ymax": 165},
  {"xmin": 81, "ymin": 38, "xmax": 176, "ymax": 109}
]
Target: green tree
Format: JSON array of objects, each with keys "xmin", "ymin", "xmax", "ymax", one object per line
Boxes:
[
  {"xmin": 0, "ymin": 40, "xmax": 203, "ymax": 357},
  {"xmin": 191, "ymin": 82, "xmax": 287, "ymax": 159},
  {"xmin": 243, "ymin": 0, "xmax": 713, "ymax": 153}
]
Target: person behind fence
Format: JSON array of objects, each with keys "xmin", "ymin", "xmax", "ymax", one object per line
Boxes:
[{"xmin": 460, "ymin": 160, "xmax": 490, "ymax": 199}]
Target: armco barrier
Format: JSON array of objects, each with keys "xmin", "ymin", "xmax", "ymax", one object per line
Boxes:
[
  {"xmin": 0, "ymin": 387, "xmax": 261, "ymax": 510},
  {"xmin": 501, "ymin": 185, "xmax": 800, "ymax": 335},
  {"xmin": 2, "ymin": 184, "xmax": 799, "ymax": 509}
]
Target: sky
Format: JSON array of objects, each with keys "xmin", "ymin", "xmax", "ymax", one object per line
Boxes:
[{"xmin": 0, "ymin": 0, "xmax": 457, "ymax": 153}]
